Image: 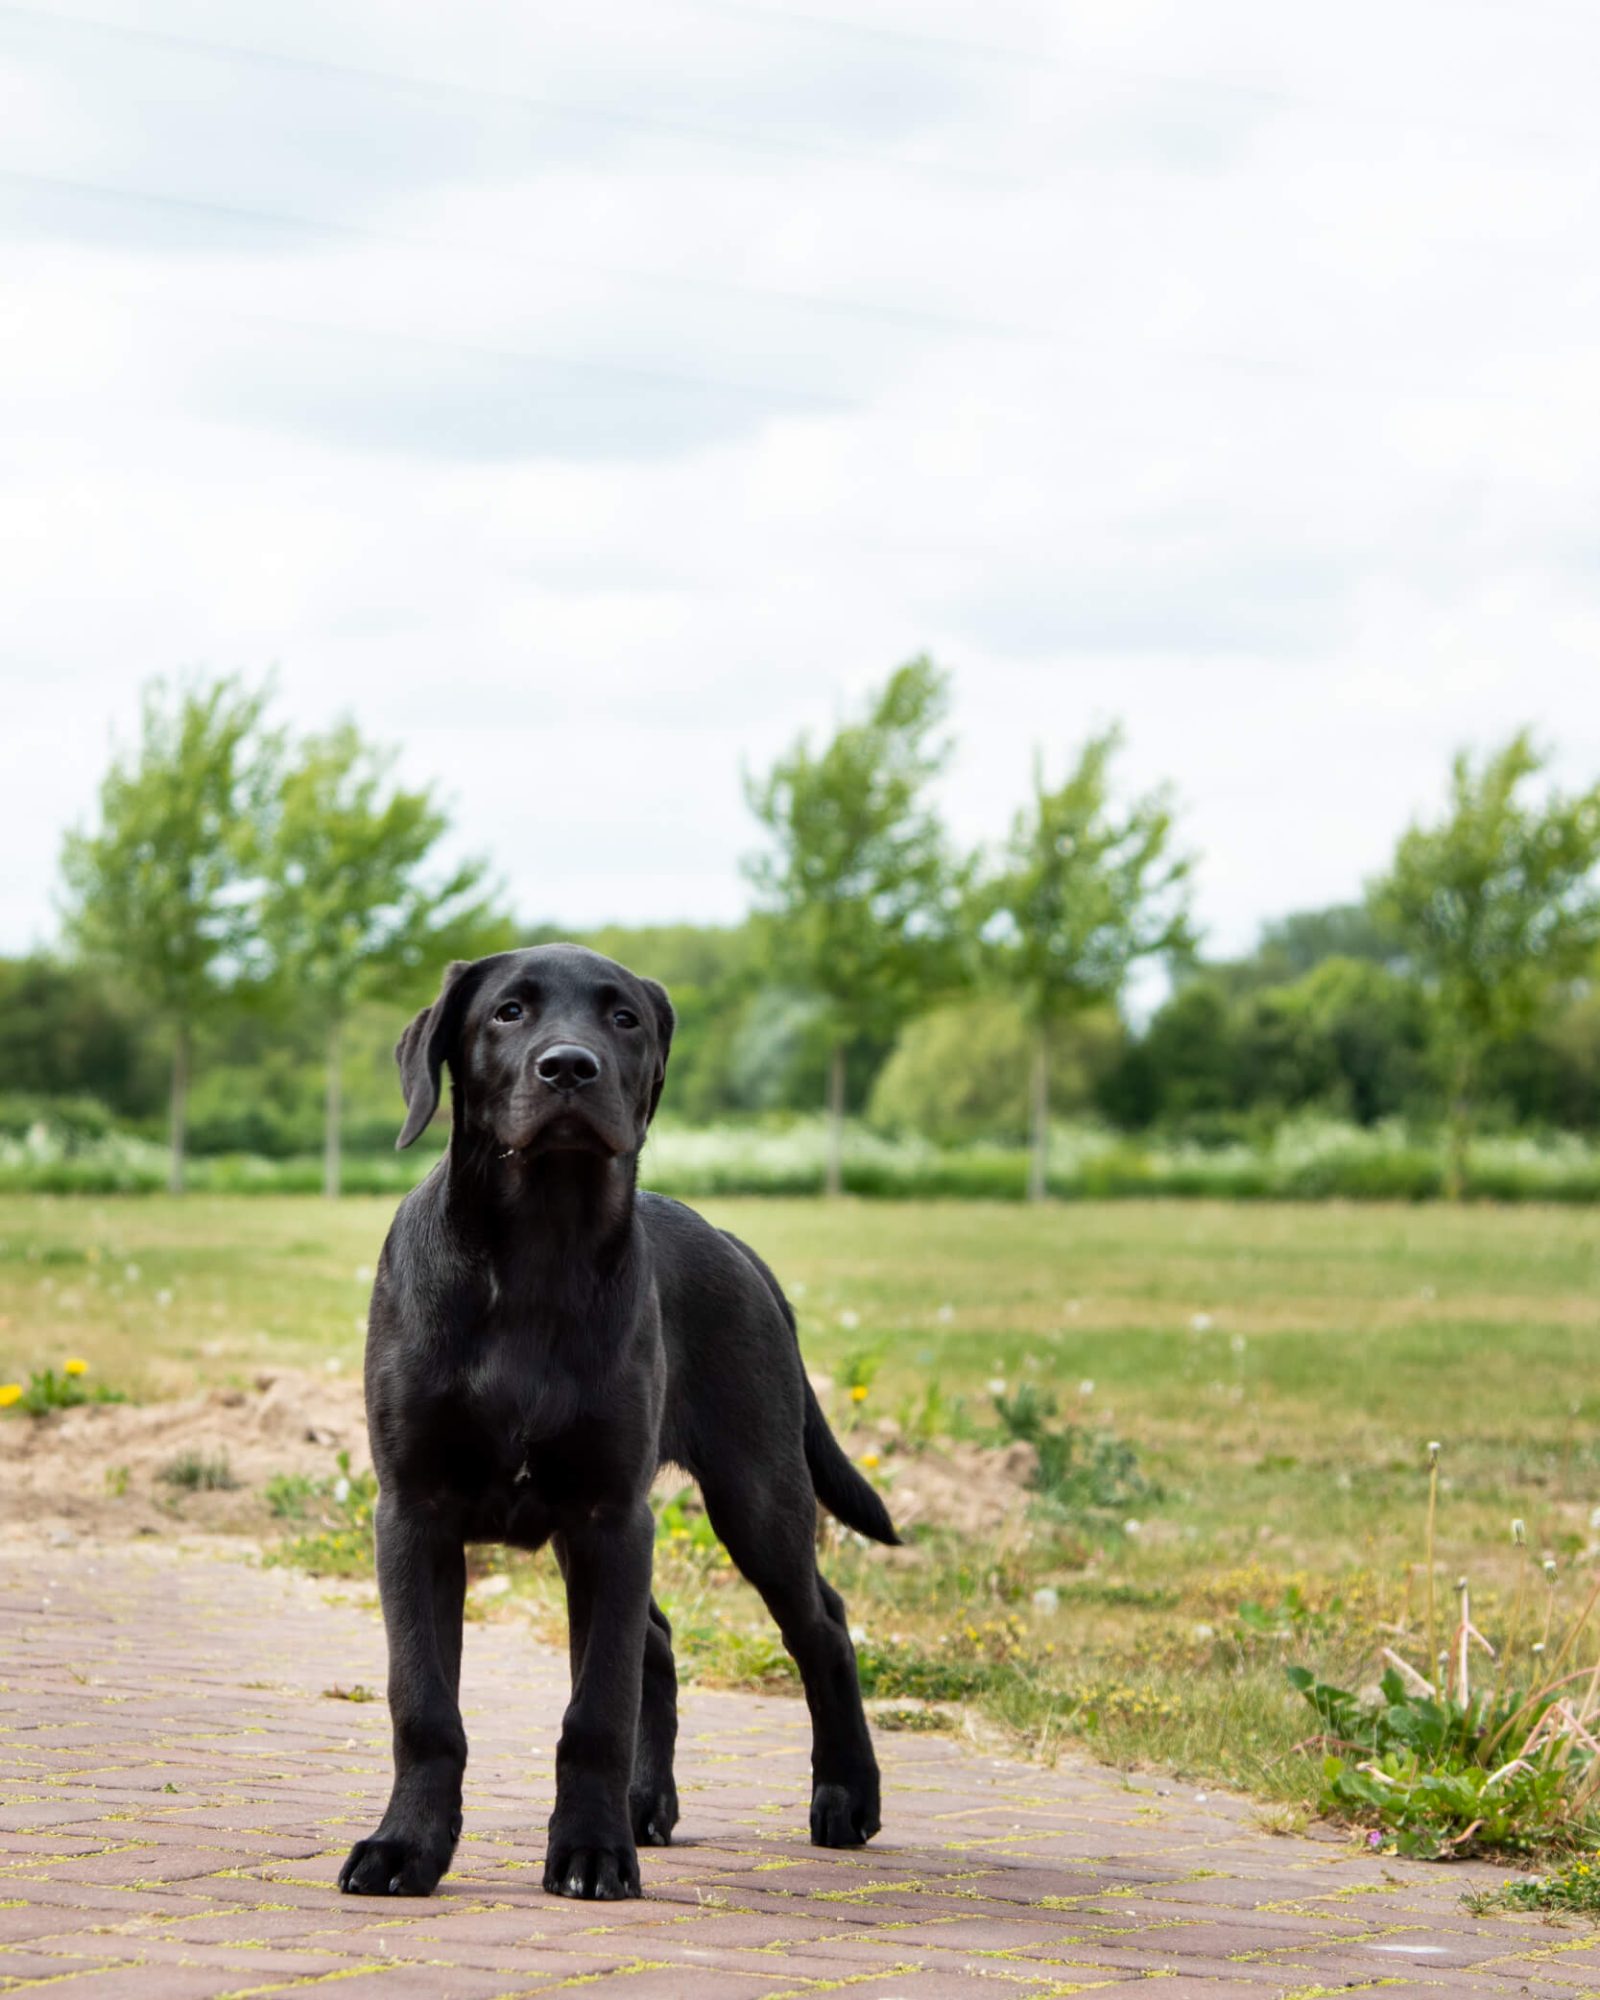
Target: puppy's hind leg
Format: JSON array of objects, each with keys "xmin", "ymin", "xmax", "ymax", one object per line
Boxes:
[
  {"xmin": 699, "ymin": 1474, "xmax": 880, "ymax": 1848},
  {"xmin": 556, "ymin": 1540, "xmax": 676, "ymax": 1847},
  {"xmin": 631, "ymin": 1598, "xmax": 679, "ymax": 1847}
]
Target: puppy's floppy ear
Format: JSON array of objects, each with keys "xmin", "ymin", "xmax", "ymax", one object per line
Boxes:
[
  {"xmin": 395, "ymin": 959, "xmax": 484, "ymax": 1151},
  {"xmin": 639, "ymin": 977, "xmax": 675, "ymax": 1125}
]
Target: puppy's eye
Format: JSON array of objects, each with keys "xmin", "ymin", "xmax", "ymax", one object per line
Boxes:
[
  {"xmin": 493, "ymin": 1001, "xmax": 523, "ymax": 1023},
  {"xmin": 612, "ymin": 1008, "xmax": 639, "ymax": 1030}
]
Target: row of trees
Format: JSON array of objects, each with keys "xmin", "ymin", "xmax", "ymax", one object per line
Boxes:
[
  {"xmin": 61, "ymin": 681, "xmax": 503, "ymax": 1193},
  {"xmin": 746, "ymin": 660, "xmax": 1191, "ymax": 1195},
  {"xmin": 49, "ymin": 664, "xmax": 1600, "ymax": 1198},
  {"xmin": 746, "ymin": 663, "xmax": 1600, "ymax": 1197}
]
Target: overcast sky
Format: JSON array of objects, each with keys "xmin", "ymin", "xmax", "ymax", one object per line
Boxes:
[{"xmin": 3, "ymin": 0, "xmax": 1598, "ymax": 961}]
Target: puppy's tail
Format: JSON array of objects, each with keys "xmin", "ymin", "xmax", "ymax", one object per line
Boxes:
[
  {"xmin": 804, "ymin": 1377, "xmax": 901, "ymax": 1546},
  {"xmin": 719, "ymin": 1224, "xmax": 901, "ymax": 1547}
]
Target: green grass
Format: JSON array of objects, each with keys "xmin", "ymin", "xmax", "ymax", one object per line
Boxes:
[
  {"xmin": 157, "ymin": 1448, "xmax": 239, "ymax": 1492},
  {"xmin": 3, "ymin": 1192, "xmax": 1600, "ymax": 1830},
  {"xmin": 1467, "ymin": 1855, "xmax": 1600, "ymax": 1915}
]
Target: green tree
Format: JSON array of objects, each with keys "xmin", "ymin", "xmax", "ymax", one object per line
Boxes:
[
  {"xmin": 1238, "ymin": 958, "xmax": 1432, "ymax": 1127},
  {"xmin": 1246, "ymin": 903, "xmax": 1401, "ymax": 985},
  {"xmin": 976, "ymin": 729, "xmax": 1194, "ymax": 1199},
  {"xmin": 868, "ymin": 993, "xmax": 1123, "ymax": 1145},
  {"xmin": 1372, "ymin": 732, "xmax": 1600, "ymax": 1195},
  {"xmin": 61, "ymin": 676, "xmax": 273, "ymax": 1192},
  {"xmin": 743, "ymin": 659, "xmax": 960, "ymax": 1194},
  {"xmin": 0, "ymin": 956, "xmax": 166, "ymax": 1119},
  {"xmin": 255, "ymin": 722, "xmax": 506, "ymax": 1196}
]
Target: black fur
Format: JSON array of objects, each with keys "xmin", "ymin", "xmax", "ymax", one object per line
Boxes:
[{"xmin": 338, "ymin": 943, "xmax": 896, "ymax": 1903}]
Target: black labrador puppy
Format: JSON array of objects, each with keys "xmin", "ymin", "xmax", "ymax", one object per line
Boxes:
[{"xmin": 338, "ymin": 944, "xmax": 897, "ymax": 1903}]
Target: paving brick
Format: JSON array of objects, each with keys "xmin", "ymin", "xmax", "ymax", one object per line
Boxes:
[{"xmin": 3, "ymin": 1542, "xmax": 1597, "ymax": 1999}]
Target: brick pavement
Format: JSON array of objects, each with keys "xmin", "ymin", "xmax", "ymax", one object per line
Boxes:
[{"xmin": 3, "ymin": 1542, "xmax": 1598, "ymax": 1999}]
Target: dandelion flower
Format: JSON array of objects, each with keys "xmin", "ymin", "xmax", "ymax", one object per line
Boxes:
[
  {"xmin": 63, "ymin": 1358, "xmax": 88, "ymax": 1377},
  {"xmin": 860, "ymin": 1452, "xmax": 880, "ymax": 1471},
  {"xmin": 1427, "ymin": 1441, "xmax": 1441, "ymax": 1461},
  {"xmin": 850, "ymin": 1383, "xmax": 868, "ymax": 1404},
  {"xmin": 0, "ymin": 1383, "xmax": 22, "ymax": 1408}
]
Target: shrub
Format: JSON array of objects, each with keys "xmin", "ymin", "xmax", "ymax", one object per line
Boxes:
[
  {"xmin": 2, "ymin": 1111, "xmax": 1599, "ymax": 1201},
  {"xmin": 158, "ymin": 1450, "xmax": 239, "ymax": 1492},
  {"xmin": 992, "ymin": 1385, "xmax": 1156, "ymax": 1519}
]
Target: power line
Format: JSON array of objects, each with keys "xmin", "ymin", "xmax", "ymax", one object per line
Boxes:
[
  {"xmin": 1, "ymin": 194, "xmax": 1529, "ymax": 413},
  {"xmin": 679, "ymin": 0, "xmax": 1592, "ymax": 148},
  {"xmin": 0, "ymin": 3, "xmax": 1025, "ymax": 191},
  {"xmin": 0, "ymin": 165, "xmax": 1065, "ymax": 349},
  {"xmin": 0, "ymin": 0, "xmax": 1581, "ymax": 176}
]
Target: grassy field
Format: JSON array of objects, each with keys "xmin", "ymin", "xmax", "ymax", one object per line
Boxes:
[{"xmin": 4, "ymin": 1192, "xmax": 1599, "ymax": 1832}]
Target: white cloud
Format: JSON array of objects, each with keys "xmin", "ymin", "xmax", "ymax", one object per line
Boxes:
[{"xmin": 2, "ymin": 0, "xmax": 1598, "ymax": 958}]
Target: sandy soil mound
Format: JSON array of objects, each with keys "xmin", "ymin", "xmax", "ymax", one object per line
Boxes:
[
  {"xmin": 0, "ymin": 1368, "xmax": 368, "ymax": 1546},
  {"xmin": 1, "ymin": 1371, "xmax": 1037, "ymax": 1551},
  {"xmin": 865, "ymin": 1436, "xmax": 1039, "ymax": 1539}
]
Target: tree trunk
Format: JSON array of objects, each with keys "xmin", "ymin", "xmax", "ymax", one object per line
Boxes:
[
  {"xmin": 1444, "ymin": 1043, "xmax": 1474, "ymax": 1202},
  {"xmin": 323, "ymin": 1013, "xmax": 343, "ymax": 1201},
  {"xmin": 1027, "ymin": 1025, "xmax": 1050, "ymax": 1203},
  {"xmin": 167, "ymin": 1022, "xmax": 190, "ymax": 1196},
  {"xmin": 825, "ymin": 1040, "xmax": 846, "ymax": 1198}
]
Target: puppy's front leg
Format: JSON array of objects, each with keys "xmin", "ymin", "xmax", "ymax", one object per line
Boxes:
[
  {"xmin": 545, "ymin": 1503, "xmax": 653, "ymax": 1899},
  {"xmin": 340, "ymin": 1496, "xmax": 467, "ymax": 1897}
]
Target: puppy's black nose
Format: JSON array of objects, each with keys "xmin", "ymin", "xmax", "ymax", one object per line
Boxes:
[{"xmin": 534, "ymin": 1043, "xmax": 602, "ymax": 1093}]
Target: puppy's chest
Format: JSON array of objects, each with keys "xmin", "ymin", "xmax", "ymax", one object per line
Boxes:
[{"xmin": 459, "ymin": 1319, "xmax": 584, "ymax": 1473}]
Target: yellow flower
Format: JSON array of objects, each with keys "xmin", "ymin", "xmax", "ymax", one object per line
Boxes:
[
  {"xmin": 850, "ymin": 1384, "xmax": 868, "ymax": 1403},
  {"xmin": 0, "ymin": 1384, "xmax": 22, "ymax": 1408},
  {"xmin": 63, "ymin": 1358, "xmax": 88, "ymax": 1377},
  {"xmin": 860, "ymin": 1452, "xmax": 880, "ymax": 1471}
]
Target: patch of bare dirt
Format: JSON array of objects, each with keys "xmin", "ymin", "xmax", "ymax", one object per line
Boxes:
[
  {"xmin": 834, "ymin": 1417, "xmax": 1039, "ymax": 1539},
  {"xmin": 1, "ymin": 1373, "xmax": 1038, "ymax": 1553},
  {"xmin": 0, "ymin": 1369, "xmax": 368, "ymax": 1548},
  {"xmin": 877, "ymin": 1439, "xmax": 1038, "ymax": 1539}
]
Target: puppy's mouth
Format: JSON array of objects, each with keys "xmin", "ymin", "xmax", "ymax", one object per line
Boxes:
[{"xmin": 493, "ymin": 1102, "xmax": 622, "ymax": 1160}]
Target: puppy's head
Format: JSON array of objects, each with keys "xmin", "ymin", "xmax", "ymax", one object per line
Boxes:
[{"xmin": 395, "ymin": 945, "xmax": 674, "ymax": 1160}]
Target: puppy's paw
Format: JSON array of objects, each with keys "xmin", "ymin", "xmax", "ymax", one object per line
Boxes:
[
  {"xmin": 542, "ymin": 1838, "xmax": 641, "ymax": 1900},
  {"xmin": 810, "ymin": 1780, "xmax": 880, "ymax": 1848},
  {"xmin": 630, "ymin": 1781, "xmax": 679, "ymax": 1847},
  {"xmin": 338, "ymin": 1828, "xmax": 453, "ymax": 1897}
]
